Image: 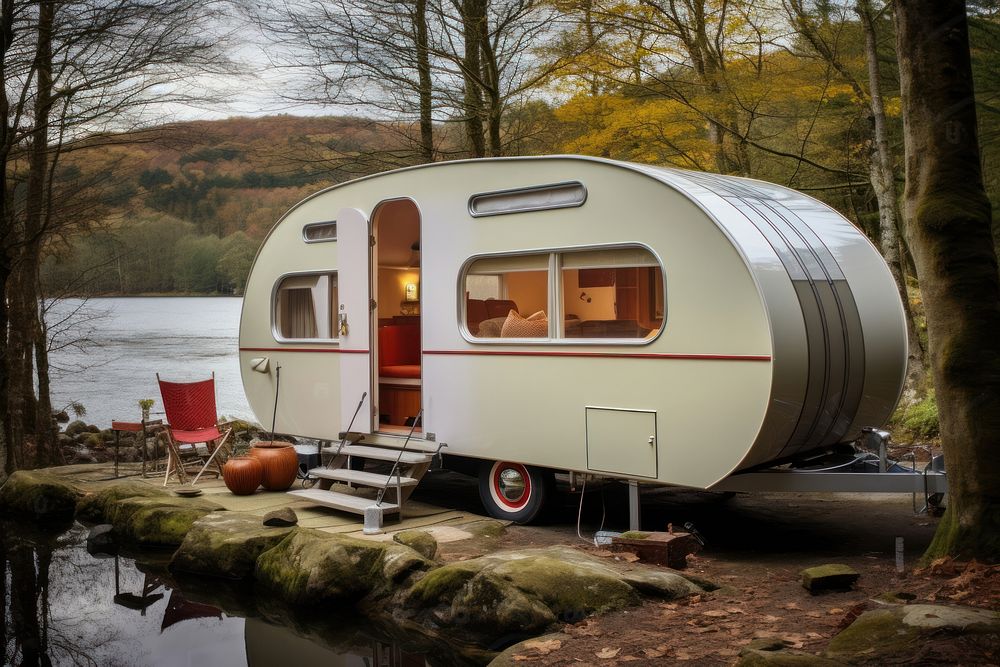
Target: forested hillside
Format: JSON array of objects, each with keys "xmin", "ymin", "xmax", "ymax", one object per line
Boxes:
[{"xmin": 39, "ymin": 115, "xmax": 434, "ymax": 295}]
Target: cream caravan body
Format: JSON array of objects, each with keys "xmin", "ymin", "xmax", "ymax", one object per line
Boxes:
[{"xmin": 239, "ymin": 156, "xmax": 906, "ymax": 506}]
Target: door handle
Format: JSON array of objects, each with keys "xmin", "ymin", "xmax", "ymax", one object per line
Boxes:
[{"xmin": 339, "ymin": 312, "xmax": 349, "ymax": 336}]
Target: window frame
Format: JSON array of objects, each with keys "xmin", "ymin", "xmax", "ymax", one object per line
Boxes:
[
  {"xmin": 302, "ymin": 220, "xmax": 338, "ymax": 243},
  {"xmin": 458, "ymin": 243, "xmax": 666, "ymax": 346},
  {"xmin": 271, "ymin": 270, "xmax": 340, "ymax": 344}
]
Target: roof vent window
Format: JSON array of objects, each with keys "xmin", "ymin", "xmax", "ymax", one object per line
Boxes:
[
  {"xmin": 469, "ymin": 181, "xmax": 587, "ymax": 217},
  {"xmin": 303, "ymin": 221, "xmax": 337, "ymax": 243}
]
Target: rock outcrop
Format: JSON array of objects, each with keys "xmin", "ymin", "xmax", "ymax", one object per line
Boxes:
[
  {"xmin": 254, "ymin": 529, "xmax": 433, "ymax": 606},
  {"xmin": 393, "ymin": 529, "xmax": 438, "ymax": 560},
  {"xmin": 171, "ymin": 512, "xmax": 296, "ymax": 579},
  {"xmin": 825, "ymin": 604, "xmax": 999, "ymax": 660},
  {"xmin": 800, "ymin": 564, "xmax": 859, "ymax": 594},
  {"xmin": 76, "ymin": 481, "xmax": 168, "ymax": 522},
  {"xmin": 104, "ymin": 495, "xmax": 225, "ymax": 547},
  {"xmin": 403, "ymin": 546, "xmax": 704, "ymax": 645},
  {"xmin": 0, "ymin": 470, "xmax": 81, "ymax": 522}
]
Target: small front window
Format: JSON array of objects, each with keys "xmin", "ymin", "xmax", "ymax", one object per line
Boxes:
[{"xmin": 274, "ymin": 273, "xmax": 338, "ymax": 340}]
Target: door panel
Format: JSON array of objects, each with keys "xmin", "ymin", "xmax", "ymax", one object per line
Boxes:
[
  {"xmin": 586, "ymin": 407, "xmax": 658, "ymax": 478},
  {"xmin": 337, "ymin": 207, "xmax": 373, "ymax": 434}
]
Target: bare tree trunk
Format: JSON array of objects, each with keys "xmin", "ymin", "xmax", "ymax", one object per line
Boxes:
[
  {"xmin": 895, "ymin": 0, "xmax": 1000, "ymax": 562},
  {"xmin": 34, "ymin": 298, "xmax": 59, "ymax": 466},
  {"xmin": 857, "ymin": 0, "xmax": 927, "ymax": 401},
  {"xmin": 461, "ymin": 0, "xmax": 487, "ymax": 157},
  {"xmin": 480, "ymin": 29, "xmax": 502, "ymax": 156},
  {"xmin": 1, "ymin": 0, "xmax": 16, "ymax": 477},
  {"xmin": 582, "ymin": 0, "xmax": 599, "ymax": 96},
  {"xmin": 415, "ymin": 0, "xmax": 434, "ymax": 162},
  {"xmin": 9, "ymin": 0, "xmax": 57, "ymax": 469}
]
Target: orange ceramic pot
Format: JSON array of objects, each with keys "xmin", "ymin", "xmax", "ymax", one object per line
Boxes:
[
  {"xmin": 223, "ymin": 456, "xmax": 262, "ymax": 495},
  {"xmin": 250, "ymin": 441, "xmax": 299, "ymax": 491}
]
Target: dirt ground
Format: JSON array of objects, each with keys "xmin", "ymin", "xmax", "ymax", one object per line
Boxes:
[{"xmin": 412, "ymin": 473, "xmax": 1000, "ymax": 666}]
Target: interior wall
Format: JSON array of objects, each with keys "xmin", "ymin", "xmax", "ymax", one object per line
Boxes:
[
  {"xmin": 377, "ymin": 267, "xmax": 419, "ymax": 318},
  {"xmin": 505, "ymin": 271, "xmax": 548, "ymax": 315},
  {"xmin": 562, "ymin": 270, "xmax": 616, "ymax": 320}
]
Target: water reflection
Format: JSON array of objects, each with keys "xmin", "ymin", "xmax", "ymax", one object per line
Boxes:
[{"xmin": 2, "ymin": 522, "xmax": 462, "ymax": 667}]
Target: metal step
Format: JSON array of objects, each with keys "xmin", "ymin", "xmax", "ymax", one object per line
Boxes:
[
  {"xmin": 287, "ymin": 488, "xmax": 400, "ymax": 515},
  {"xmin": 324, "ymin": 444, "xmax": 433, "ymax": 465},
  {"xmin": 309, "ymin": 467, "xmax": 419, "ymax": 488},
  {"xmin": 342, "ymin": 431, "xmax": 442, "ymax": 453}
]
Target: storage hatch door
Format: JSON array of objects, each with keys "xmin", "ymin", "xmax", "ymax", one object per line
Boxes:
[{"xmin": 586, "ymin": 407, "xmax": 658, "ymax": 478}]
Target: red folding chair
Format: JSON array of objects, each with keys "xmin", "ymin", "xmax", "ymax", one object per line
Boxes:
[{"xmin": 157, "ymin": 373, "xmax": 232, "ymax": 486}]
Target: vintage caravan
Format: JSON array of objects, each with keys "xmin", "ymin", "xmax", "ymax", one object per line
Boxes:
[{"xmin": 238, "ymin": 156, "xmax": 908, "ymax": 523}]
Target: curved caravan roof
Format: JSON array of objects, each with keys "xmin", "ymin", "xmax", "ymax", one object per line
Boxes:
[{"xmin": 240, "ymin": 156, "xmax": 907, "ymax": 488}]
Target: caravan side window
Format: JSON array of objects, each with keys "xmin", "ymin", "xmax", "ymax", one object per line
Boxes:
[
  {"xmin": 561, "ymin": 248, "xmax": 663, "ymax": 339},
  {"xmin": 461, "ymin": 245, "xmax": 664, "ymax": 343},
  {"xmin": 464, "ymin": 254, "xmax": 550, "ymax": 339},
  {"xmin": 274, "ymin": 273, "xmax": 338, "ymax": 341}
]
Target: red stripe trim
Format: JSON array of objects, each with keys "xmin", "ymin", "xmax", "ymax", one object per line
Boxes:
[
  {"xmin": 240, "ymin": 347, "xmax": 770, "ymax": 361},
  {"xmin": 424, "ymin": 350, "xmax": 771, "ymax": 361},
  {"xmin": 240, "ymin": 347, "xmax": 369, "ymax": 354}
]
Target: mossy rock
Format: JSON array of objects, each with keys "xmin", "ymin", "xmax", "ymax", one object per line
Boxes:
[
  {"xmin": 450, "ymin": 569, "xmax": 557, "ymax": 633},
  {"xmin": 404, "ymin": 546, "xmax": 704, "ymax": 644},
  {"xmin": 825, "ymin": 604, "xmax": 1000, "ymax": 659},
  {"xmin": 170, "ymin": 512, "xmax": 296, "ymax": 579},
  {"xmin": 620, "ymin": 568, "xmax": 705, "ymax": 598},
  {"xmin": 800, "ymin": 564, "xmax": 859, "ymax": 593},
  {"xmin": 255, "ymin": 529, "xmax": 431, "ymax": 606},
  {"xmin": 106, "ymin": 495, "xmax": 224, "ymax": 547},
  {"xmin": 490, "ymin": 555, "xmax": 639, "ymax": 619},
  {"xmin": 381, "ymin": 542, "xmax": 433, "ymax": 585},
  {"xmin": 462, "ymin": 519, "xmax": 507, "ymax": 538},
  {"xmin": 393, "ymin": 530, "xmax": 438, "ymax": 560},
  {"xmin": 407, "ymin": 560, "xmax": 489, "ymax": 607},
  {"xmin": 0, "ymin": 470, "xmax": 82, "ymax": 523},
  {"xmin": 64, "ymin": 420, "xmax": 90, "ymax": 436},
  {"xmin": 76, "ymin": 481, "xmax": 167, "ymax": 523}
]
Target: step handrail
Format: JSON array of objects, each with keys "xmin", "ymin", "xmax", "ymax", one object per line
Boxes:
[
  {"xmin": 335, "ymin": 391, "xmax": 367, "ymax": 458},
  {"xmin": 376, "ymin": 409, "xmax": 422, "ymax": 507}
]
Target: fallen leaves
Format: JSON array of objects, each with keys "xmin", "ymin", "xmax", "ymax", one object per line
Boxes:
[
  {"xmin": 595, "ymin": 647, "xmax": 620, "ymax": 659},
  {"xmin": 523, "ymin": 639, "xmax": 561, "ymax": 655},
  {"xmin": 642, "ymin": 646, "xmax": 669, "ymax": 659}
]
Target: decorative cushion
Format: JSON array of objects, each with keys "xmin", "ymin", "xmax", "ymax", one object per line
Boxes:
[
  {"xmin": 501, "ymin": 310, "xmax": 548, "ymax": 338},
  {"xmin": 477, "ymin": 317, "xmax": 506, "ymax": 338},
  {"xmin": 380, "ymin": 364, "xmax": 421, "ymax": 379}
]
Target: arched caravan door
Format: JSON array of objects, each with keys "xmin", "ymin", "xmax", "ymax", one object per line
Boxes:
[{"xmin": 337, "ymin": 207, "xmax": 373, "ymax": 434}]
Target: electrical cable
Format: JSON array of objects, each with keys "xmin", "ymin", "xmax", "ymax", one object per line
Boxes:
[{"xmin": 575, "ymin": 476, "xmax": 608, "ymax": 545}]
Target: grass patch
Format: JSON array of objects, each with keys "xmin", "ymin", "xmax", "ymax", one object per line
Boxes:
[{"xmin": 891, "ymin": 392, "xmax": 940, "ymax": 441}]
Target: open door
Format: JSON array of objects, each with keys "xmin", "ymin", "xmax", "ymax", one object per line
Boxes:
[
  {"xmin": 372, "ymin": 199, "xmax": 422, "ymax": 434},
  {"xmin": 337, "ymin": 207, "xmax": 373, "ymax": 434}
]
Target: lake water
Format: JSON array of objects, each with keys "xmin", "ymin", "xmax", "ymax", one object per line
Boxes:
[
  {"xmin": 0, "ymin": 521, "xmax": 455, "ymax": 666},
  {"xmin": 47, "ymin": 298, "xmax": 255, "ymax": 428}
]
